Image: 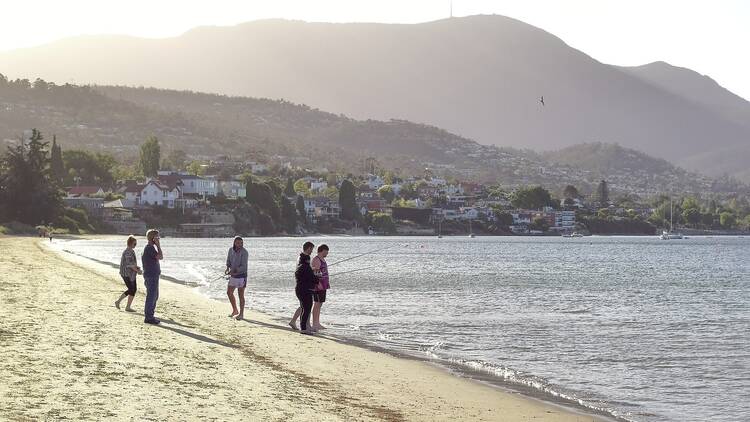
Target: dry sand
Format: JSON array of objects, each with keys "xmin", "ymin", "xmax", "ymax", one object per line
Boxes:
[{"xmin": 0, "ymin": 236, "xmax": 608, "ymax": 421}]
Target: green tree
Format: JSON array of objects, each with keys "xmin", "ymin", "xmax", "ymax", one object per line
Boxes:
[
  {"xmin": 339, "ymin": 179, "xmax": 358, "ymax": 220},
  {"xmin": 494, "ymin": 211, "xmax": 514, "ymax": 226},
  {"xmin": 529, "ymin": 216, "xmax": 549, "ymax": 232},
  {"xmin": 112, "ymin": 164, "xmax": 139, "ymax": 182},
  {"xmin": 563, "ymin": 185, "xmax": 580, "ymax": 199},
  {"xmin": 50, "ymin": 135, "xmax": 65, "ymax": 183},
  {"xmin": 32, "ymin": 78, "xmax": 49, "ymax": 91},
  {"xmin": 296, "ymin": 194, "xmax": 307, "ymax": 223},
  {"xmin": 62, "ymin": 150, "xmax": 117, "ymax": 188},
  {"xmin": 399, "ymin": 182, "xmax": 418, "ymax": 200},
  {"xmin": 720, "ymin": 212, "xmax": 736, "ymax": 228},
  {"xmin": 139, "ymin": 136, "xmax": 161, "ymax": 177},
  {"xmin": 595, "ymin": 180, "xmax": 609, "ymax": 205},
  {"xmin": 324, "ymin": 186, "xmax": 339, "ymax": 201},
  {"xmin": 652, "ymin": 200, "xmax": 682, "ymax": 228},
  {"xmin": 682, "ymin": 208, "xmax": 701, "ymax": 226},
  {"xmin": 280, "ymin": 197, "xmax": 297, "ymax": 233},
  {"xmin": 284, "ymin": 177, "xmax": 296, "ymax": 197},
  {"xmin": 681, "ymin": 196, "xmax": 701, "ymax": 211},
  {"xmin": 510, "ymin": 186, "xmax": 553, "ymax": 210},
  {"xmin": 378, "ymin": 185, "xmax": 395, "ymax": 203},
  {"xmin": 597, "ymin": 208, "xmax": 611, "ymax": 220},
  {"xmin": 370, "ymin": 212, "xmax": 396, "ymax": 234},
  {"xmin": 257, "ymin": 212, "xmax": 276, "ymax": 235},
  {"xmin": 383, "ymin": 171, "xmax": 394, "ymax": 185},
  {"xmin": 186, "ymin": 160, "xmax": 206, "ymax": 176},
  {"xmin": 162, "ymin": 149, "xmax": 187, "ymax": 171},
  {"xmin": 246, "ymin": 182, "xmax": 280, "ymax": 221},
  {"xmin": 266, "ymin": 180, "xmax": 283, "ymax": 197},
  {"xmin": 294, "ymin": 179, "xmax": 310, "ymax": 196},
  {"xmin": 0, "ymin": 129, "xmax": 63, "ymax": 225},
  {"xmin": 233, "ymin": 203, "xmax": 258, "ymax": 235}
]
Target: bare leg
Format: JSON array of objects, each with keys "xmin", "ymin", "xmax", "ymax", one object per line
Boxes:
[
  {"xmin": 125, "ymin": 295, "xmax": 135, "ymax": 311},
  {"xmin": 312, "ymin": 301, "xmax": 322, "ymax": 330},
  {"xmin": 227, "ymin": 286, "xmax": 238, "ymax": 317},
  {"xmin": 236, "ymin": 287, "xmax": 246, "ymax": 320},
  {"xmin": 114, "ymin": 292, "xmax": 128, "ymax": 309},
  {"xmin": 289, "ymin": 307, "xmax": 301, "ymax": 330}
]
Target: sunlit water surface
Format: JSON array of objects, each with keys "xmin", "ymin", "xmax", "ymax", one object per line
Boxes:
[{"xmin": 59, "ymin": 236, "xmax": 750, "ymax": 422}]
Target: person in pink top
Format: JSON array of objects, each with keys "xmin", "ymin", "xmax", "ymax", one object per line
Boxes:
[{"xmin": 311, "ymin": 244, "xmax": 330, "ymax": 331}]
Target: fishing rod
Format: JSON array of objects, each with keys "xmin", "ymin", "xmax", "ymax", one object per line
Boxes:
[
  {"xmin": 259, "ymin": 264, "xmax": 377, "ymax": 277},
  {"xmin": 206, "ymin": 272, "xmax": 228, "ymax": 283},
  {"xmin": 327, "ymin": 243, "xmax": 402, "ymax": 268},
  {"xmin": 206, "ymin": 243, "xmax": 404, "ymax": 278}
]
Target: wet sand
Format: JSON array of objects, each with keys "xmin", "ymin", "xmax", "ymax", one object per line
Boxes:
[{"xmin": 0, "ymin": 236, "xmax": 608, "ymax": 421}]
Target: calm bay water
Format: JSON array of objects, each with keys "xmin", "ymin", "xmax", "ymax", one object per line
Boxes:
[{"xmin": 59, "ymin": 236, "xmax": 750, "ymax": 422}]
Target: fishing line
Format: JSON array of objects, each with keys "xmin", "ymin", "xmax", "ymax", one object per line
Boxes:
[
  {"xmin": 327, "ymin": 243, "xmax": 402, "ymax": 268},
  {"xmin": 329, "ymin": 265, "xmax": 376, "ymax": 277}
]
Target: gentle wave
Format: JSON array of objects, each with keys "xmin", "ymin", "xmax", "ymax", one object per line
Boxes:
[{"xmin": 54, "ymin": 236, "xmax": 750, "ymax": 422}]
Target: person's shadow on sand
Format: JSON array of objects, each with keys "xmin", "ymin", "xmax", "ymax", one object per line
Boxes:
[
  {"xmin": 157, "ymin": 323, "xmax": 238, "ymax": 349},
  {"xmin": 124, "ymin": 311, "xmax": 236, "ymax": 348}
]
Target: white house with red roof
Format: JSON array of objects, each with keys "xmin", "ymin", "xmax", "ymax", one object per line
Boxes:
[
  {"xmin": 120, "ymin": 180, "xmax": 181, "ymax": 208},
  {"xmin": 139, "ymin": 180, "xmax": 180, "ymax": 208}
]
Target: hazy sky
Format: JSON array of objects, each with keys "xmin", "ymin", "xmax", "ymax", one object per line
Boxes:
[{"xmin": 1, "ymin": 0, "xmax": 748, "ymax": 100}]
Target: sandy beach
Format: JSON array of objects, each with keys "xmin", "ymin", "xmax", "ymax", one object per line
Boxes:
[{"xmin": 0, "ymin": 236, "xmax": 608, "ymax": 421}]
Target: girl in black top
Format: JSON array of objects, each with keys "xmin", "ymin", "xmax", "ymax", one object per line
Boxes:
[{"xmin": 289, "ymin": 242, "xmax": 316, "ymax": 334}]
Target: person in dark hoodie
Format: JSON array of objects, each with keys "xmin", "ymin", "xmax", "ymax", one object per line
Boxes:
[{"xmin": 289, "ymin": 241, "xmax": 316, "ymax": 334}]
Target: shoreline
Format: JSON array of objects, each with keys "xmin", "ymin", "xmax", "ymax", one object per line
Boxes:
[
  {"xmin": 46, "ymin": 234, "xmax": 621, "ymax": 422},
  {"xmin": 0, "ymin": 233, "xmax": 615, "ymax": 421}
]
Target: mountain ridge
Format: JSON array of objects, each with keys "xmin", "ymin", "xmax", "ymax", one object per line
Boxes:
[
  {"xmin": 1, "ymin": 77, "xmax": 743, "ymax": 197},
  {"xmin": 2, "ymin": 15, "xmax": 748, "ymax": 180}
]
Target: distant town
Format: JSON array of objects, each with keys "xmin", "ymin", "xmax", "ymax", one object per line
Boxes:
[{"xmin": 28, "ymin": 134, "xmax": 744, "ymax": 238}]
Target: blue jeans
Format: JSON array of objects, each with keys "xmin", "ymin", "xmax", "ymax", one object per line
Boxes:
[{"xmin": 143, "ymin": 275, "xmax": 160, "ymax": 321}]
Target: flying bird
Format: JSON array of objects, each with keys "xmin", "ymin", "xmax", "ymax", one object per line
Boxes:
[{"xmin": 540, "ymin": 96, "xmax": 545, "ymax": 106}]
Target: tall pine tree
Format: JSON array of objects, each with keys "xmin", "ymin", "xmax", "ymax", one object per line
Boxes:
[
  {"xmin": 284, "ymin": 177, "xmax": 296, "ymax": 197},
  {"xmin": 0, "ymin": 129, "xmax": 62, "ymax": 225},
  {"xmin": 339, "ymin": 179, "xmax": 358, "ymax": 220},
  {"xmin": 139, "ymin": 136, "xmax": 161, "ymax": 178},
  {"xmin": 50, "ymin": 135, "xmax": 65, "ymax": 184},
  {"xmin": 595, "ymin": 180, "xmax": 610, "ymax": 206}
]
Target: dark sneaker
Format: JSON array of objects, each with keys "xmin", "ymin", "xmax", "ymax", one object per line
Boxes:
[{"xmin": 144, "ymin": 318, "xmax": 161, "ymax": 325}]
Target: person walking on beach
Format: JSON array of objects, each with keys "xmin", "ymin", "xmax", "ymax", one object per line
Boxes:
[
  {"xmin": 311, "ymin": 244, "xmax": 330, "ymax": 331},
  {"xmin": 225, "ymin": 236, "xmax": 249, "ymax": 321},
  {"xmin": 115, "ymin": 235, "xmax": 142, "ymax": 312},
  {"xmin": 142, "ymin": 229, "xmax": 163, "ymax": 325},
  {"xmin": 289, "ymin": 241, "xmax": 316, "ymax": 334}
]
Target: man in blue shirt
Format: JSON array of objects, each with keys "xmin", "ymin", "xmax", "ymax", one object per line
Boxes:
[{"xmin": 142, "ymin": 229, "xmax": 164, "ymax": 324}]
